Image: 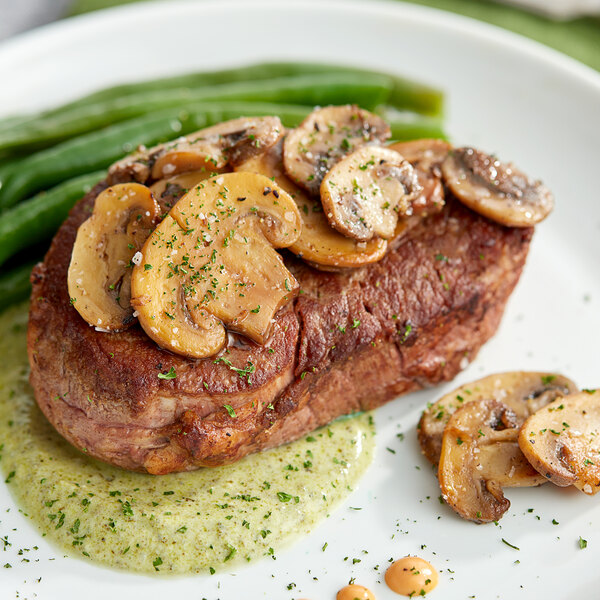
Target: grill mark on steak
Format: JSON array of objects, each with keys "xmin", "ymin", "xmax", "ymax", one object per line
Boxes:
[{"xmin": 28, "ymin": 175, "xmax": 533, "ymax": 473}]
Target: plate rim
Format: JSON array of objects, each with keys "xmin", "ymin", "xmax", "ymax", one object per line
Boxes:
[
  {"xmin": 0, "ymin": 0, "xmax": 599, "ymax": 98},
  {"xmin": 1, "ymin": 2, "xmax": 599, "ymax": 598}
]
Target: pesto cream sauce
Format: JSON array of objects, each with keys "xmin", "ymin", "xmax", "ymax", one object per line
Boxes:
[{"xmin": 0, "ymin": 303, "xmax": 375, "ymax": 574}]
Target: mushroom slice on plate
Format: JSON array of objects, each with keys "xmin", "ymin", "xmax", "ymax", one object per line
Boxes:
[
  {"xmin": 320, "ymin": 146, "xmax": 421, "ymax": 241},
  {"xmin": 388, "ymin": 139, "xmax": 450, "ymax": 216},
  {"xmin": 236, "ymin": 139, "xmax": 387, "ymax": 270},
  {"xmin": 150, "ymin": 170, "xmax": 214, "ymax": 212},
  {"xmin": 438, "ymin": 398, "xmax": 545, "ymax": 523},
  {"xmin": 131, "ymin": 172, "xmax": 302, "ymax": 359},
  {"xmin": 418, "ymin": 371, "xmax": 578, "ymax": 465},
  {"xmin": 110, "ymin": 116, "xmax": 283, "ymax": 184},
  {"xmin": 441, "ymin": 147, "xmax": 554, "ymax": 227},
  {"xmin": 519, "ymin": 389, "xmax": 600, "ymax": 494},
  {"xmin": 283, "ymin": 105, "xmax": 390, "ymax": 195},
  {"xmin": 68, "ymin": 183, "xmax": 160, "ymax": 331}
]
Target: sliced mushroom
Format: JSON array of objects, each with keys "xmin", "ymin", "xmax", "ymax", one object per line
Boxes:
[
  {"xmin": 388, "ymin": 139, "xmax": 451, "ymax": 167},
  {"xmin": 283, "ymin": 105, "xmax": 390, "ymax": 195},
  {"xmin": 320, "ymin": 146, "xmax": 421, "ymax": 241},
  {"xmin": 519, "ymin": 389, "xmax": 600, "ymax": 494},
  {"xmin": 131, "ymin": 172, "xmax": 302, "ymax": 359},
  {"xmin": 68, "ymin": 183, "xmax": 160, "ymax": 331},
  {"xmin": 388, "ymin": 139, "xmax": 450, "ymax": 216},
  {"xmin": 438, "ymin": 398, "xmax": 545, "ymax": 523},
  {"xmin": 236, "ymin": 139, "xmax": 388, "ymax": 270},
  {"xmin": 150, "ymin": 170, "xmax": 214, "ymax": 212},
  {"xmin": 109, "ymin": 117, "xmax": 283, "ymax": 184},
  {"xmin": 441, "ymin": 147, "xmax": 554, "ymax": 227},
  {"xmin": 418, "ymin": 371, "xmax": 579, "ymax": 465}
]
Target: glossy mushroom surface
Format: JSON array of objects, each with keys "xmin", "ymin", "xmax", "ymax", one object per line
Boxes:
[
  {"xmin": 441, "ymin": 147, "xmax": 554, "ymax": 227},
  {"xmin": 67, "ymin": 183, "xmax": 160, "ymax": 331},
  {"xmin": 519, "ymin": 389, "xmax": 600, "ymax": 494},
  {"xmin": 283, "ymin": 105, "xmax": 390, "ymax": 195},
  {"xmin": 109, "ymin": 116, "xmax": 283, "ymax": 184},
  {"xmin": 236, "ymin": 140, "xmax": 388, "ymax": 269},
  {"xmin": 320, "ymin": 146, "xmax": 421, "ymax": 241},
  {"xmin": 150, "ymin": 170, "xmax": 215, "ymax": 212},
  {"xmin": 388, "ymin": 138, "xmax": 449, "ymax": 216},
  {"xmin": 131, "ymin": 172, "xmax": 301, "ymax": 359},
  {"xmin": 418, "ymin": 371, "xmax": 578, "ymax": 465},
  {"xmin": 438, "ymin": 398, "xmax": 545, "ymax": 523}
]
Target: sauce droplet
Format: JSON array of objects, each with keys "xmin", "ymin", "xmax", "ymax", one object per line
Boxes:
[
  {"xmin": 336, "ymin": 584, "xmax": 376, "ymax": 600},
  {"xmin": 385, "ymin": 556, "xmax": 438, "ymax": 596}
]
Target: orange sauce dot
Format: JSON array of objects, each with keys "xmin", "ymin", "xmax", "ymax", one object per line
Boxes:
[
  {"xmin": 385, "ymin": 556, "xmax": 438, "ymax": 596},
  {"xmin": 336, "ymin": 583, "xmax": 376, "ymax": 600}
]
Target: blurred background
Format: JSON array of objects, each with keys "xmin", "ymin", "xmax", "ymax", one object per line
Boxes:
[{"xmin": 0, "ymin": 0, "xmax": 599, "ymax": 71}]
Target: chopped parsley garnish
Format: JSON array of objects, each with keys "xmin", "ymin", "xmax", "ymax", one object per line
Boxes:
[
  {"xmin": 224, "ymin": 544, "xmax": 237, "ymax": 562},
  {"xmin": 501, "ymin": 538, "xmax": 520, "ymax": 550},
  {"xmin": 158, "ymin": 367, "xmax": 177, "ymax": 380}
]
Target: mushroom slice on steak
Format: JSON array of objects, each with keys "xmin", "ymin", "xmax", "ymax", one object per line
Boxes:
[
  {"xmin": 131, "ymin": 172, "xmax": 302, "ymax": 359},
  {"xmin": 388, "ymin": 139, "xmax": 450, "ymax": 216},
  {"xmin": 283, "ymin": 105, "xmax": 390, "ymax": 195},
  {"xmin": 438, "ymin": 398, "xmax": 545, "ymax": 523},
  {"xmin": 320, "ymin": 146, "xmax": 421, "ymax": 241},
  {"xmin": 519, "ymin": 389, "xmax": 600, "ymax": 494},
  {"xmin": 236, "ymin": 139, "xmax": 388, "ymax": 270},
  {"xmin": 418, "ymin": 371, "xmax": 578, "ymax": 465},
  {"xmin": 68, "ymin": 183, "xmax": 160, "ymax": 331},
  {"xmin": 150, "ymin": 170, "xmax": 214, "ymax": 212},
  {"xmin": 110, "ymin": 117, "xmax": 283, "ymax": 184},
  {"xmin": 389, "ymin": 138, "xmax": 451, "ymax": 168},
  {"xmin": 441, "ymin": 147, "xmax": 554, "ymax": 227}
]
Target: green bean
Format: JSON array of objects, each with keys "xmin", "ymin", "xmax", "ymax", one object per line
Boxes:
[
  {"xmin": 0, "ymin": 101, "xmax": 321, "ymax": 210},
  {"xmin": 0, "ymin": 107, "xmax": 207, "ymax": 211},
  {"xmin": 0, "ymin": 261, "xmax": 36, "ymax": 312},
  {"xmin": 0, "ymin": 73, "xmax": 392, "ymax": 154},
  {"xmin": 41, "ymin": 61, "xmax": 443, "ymax": 118},
  {"xmin": 0, "ymin": 171, "xmax": 105, "ymax": 268},
  {"xmin": 0, "ymin": 159, "xmax": 20, "ymax": 191},
  {"xmin": 386, "ymin": 114, "xmax": 447, "ymax": 142}
]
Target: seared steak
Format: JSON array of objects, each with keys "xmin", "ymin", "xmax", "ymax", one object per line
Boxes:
[{"xmin": 28, "ymin": 181, "xmax": 532, "ymax": 473}]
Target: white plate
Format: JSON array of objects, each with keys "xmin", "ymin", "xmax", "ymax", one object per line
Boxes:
[{"xmin": 1, "ymin": 1, "xmax": 599, "ymax": 598}]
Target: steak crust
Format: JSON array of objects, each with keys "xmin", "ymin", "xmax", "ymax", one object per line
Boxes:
[{"xmin": 28, "ymin": 180, "xmax": 532, "ymax": 473}]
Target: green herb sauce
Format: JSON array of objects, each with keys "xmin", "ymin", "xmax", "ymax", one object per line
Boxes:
[{"xmin": 0, "ymin": 303, "xmax": 375, "ymax": 574}]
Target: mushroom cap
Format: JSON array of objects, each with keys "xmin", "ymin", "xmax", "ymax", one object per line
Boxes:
[
  {"xmin": 320, "ymin": 146, "xmax": 421, "ymax": 241},
  {"xmin": 388, "ymin": 138, "xmax": 451, "ymax": 167},
  {"xmin": 150, "ymin": 170, "xmax": 216, "ymax": 212},
  {"xmin": 388, "ymin": 139, "xmax": 449, "ymax": 217},
  {"xmin": 418, "ymin": 371, "xmax": 578, "ymax": 465},
  {"xmin": 283, "ymin": 105, "xmax": 390, "ymax": 195},
  {"xmin": 109, "ymin": 116, "xmax": 283, "ymax": 184},
  {"xmin": 131, "ymin": 172, "xmax": 302, "ymax": 359},
  {"xmin": 67, "ymin": 183, "xmax": 160, "ymax": 331},
  {"xmin": 236, "ymin": 139, "xmax": 388, "ymax": 269},
  {"xmin": 518, "ymin": 389, "xmax": 600, "ymax": 494},
  {"xmin": 438, "ymin": 398, "xmax": 545, "ymax": 523},
  {"xmin": 441, "ymin": 147, "xmax": 554, "ymax": 227}
]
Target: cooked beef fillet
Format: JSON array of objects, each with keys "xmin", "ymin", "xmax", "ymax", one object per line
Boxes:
[{"xmin": 28, "ymin": 181, "xmax": 532, "ymax": 473}]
